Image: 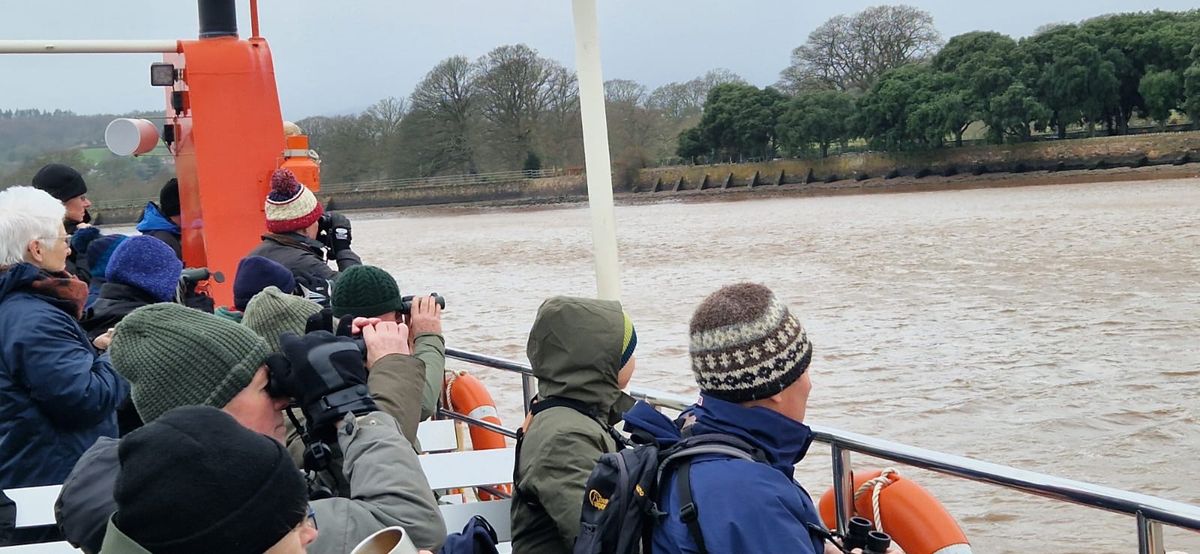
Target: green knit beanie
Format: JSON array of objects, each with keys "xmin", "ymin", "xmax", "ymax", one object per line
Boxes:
[
  {"xmin": 331, "ymin": 265, "xmax": 402, "ymax": 318},
  {"xmin": 243, "ymin": 286, "xmax": 323, "ymax": 353},
  {"xmin": 110, "ymin": 303, "xmax": 271, "ymax": 423}
]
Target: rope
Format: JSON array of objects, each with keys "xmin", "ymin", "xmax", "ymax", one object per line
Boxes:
[
  {"xmin": 853, "ymin": 468, "xmax": 898, "ymax": 532},
  {"xmin": 443, "ymin": 370, "xmax": 461, "ymax": 414}
]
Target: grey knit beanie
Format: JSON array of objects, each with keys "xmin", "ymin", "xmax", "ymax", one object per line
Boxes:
[
  {"xmin": 689, "ymin": 283, "xmax": 812, "ymax": 403},
  {"xmin": 110, "ymin": 303, "xmax": 272, "ymax": 422},
  {"xmin": 242, "ymin": 286, "xmax": 322, "ymax": 353}
]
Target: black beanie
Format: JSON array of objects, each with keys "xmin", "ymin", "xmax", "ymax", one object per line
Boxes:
[
  {"xmin": 31, "ymin": 163, "xmax": 87, "ymax": 202},
  {"xmin": 160, "ymin": 178, "xmax": 181, "ymax": 218},
  {"xmin": 113, "ymin": 406, "xmax": 307, "ymax": 554}
]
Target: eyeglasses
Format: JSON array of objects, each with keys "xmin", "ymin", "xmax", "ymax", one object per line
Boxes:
[
  {"xmin": 39, "ymin": 235, "xmax": 70, "ymax": 246},
  {"xmin": 305, "ymin": 504, "xmax": 318, "ymax": 530}
]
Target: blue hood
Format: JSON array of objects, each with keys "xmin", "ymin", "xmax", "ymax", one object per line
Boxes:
[
  {"xmin": 0, "ymin": 263, "xmax": 41, "ymax": 304},
  {"xmin": 135, "ymin": 202, "xmax": 180, "ymax": 235},
  {"xmin": 623, "ymin": 394, "xmax": 814, "ymax": 476}
]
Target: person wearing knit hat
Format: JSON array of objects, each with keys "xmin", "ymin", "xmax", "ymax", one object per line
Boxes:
[
  {"xmin": 56, "ymin": 303, "xmax": 448, "ymax": 554},
  {"xmin": 134, "ymin": 178, "xmax": 183, "ymax": 259},
  {"xmin": 100, "ymin": 405, "xmax": 315, "ymax": 554},
  {"xmin": 243, "ymin": 286, "xmax": 322, "ymax": 353},
  {"xmin": 32, "ymin": 163, "xmax": 95, "ymax": 281},
  {"xmin": 330, "ymin": 265, "xmax": 446, "ymax": 422},
  {"xmin": 32, "ymin": 163, "xmax": 90, "ymax": 224},
  {"xmin": 623, "ymin": 283, "xmax": 827, "ymax": 554},
  {"xmin": 82, "ymin": 234, "xmax": 128, "ymax": 309},
  {"xmin": 234, "ymin": 255, "xmax": 297, "ymax": 311},
  {"xmin": 512, "ymin": 296, "xmax": 637, "ymax": 554},
  {"xmin": 246, "ymin": 168, "xmax": 361, "ymax": 308}
]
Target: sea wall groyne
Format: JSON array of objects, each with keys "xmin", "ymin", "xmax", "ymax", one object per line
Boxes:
[{"xmin": 92, "ymin": 131, "xmax": 1200, "ymax": 224}]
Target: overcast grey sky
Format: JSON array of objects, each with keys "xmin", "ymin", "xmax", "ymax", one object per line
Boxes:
[{"xmin": 0, "ymin": 1, "xmax": 1195, "ymax": 118}]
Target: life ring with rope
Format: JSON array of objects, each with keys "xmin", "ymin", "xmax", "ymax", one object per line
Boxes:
[
  {"xmin": 818, "ymin": 468, "xmax": 972, "ymax": 554},
  {"xmin": 442, "ymin": 370, "xmax": 511, "ymax": 501}
]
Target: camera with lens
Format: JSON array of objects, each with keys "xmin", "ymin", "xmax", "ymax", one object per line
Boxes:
[
  {"xmin": 316, "ymin": 213, "xmax": 334, "ymax": 250},
  {"xmin": 400, "ymin": 292, "xmax": 446, "ymax": 315}
]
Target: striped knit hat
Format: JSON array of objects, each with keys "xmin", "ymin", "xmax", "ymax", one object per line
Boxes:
[
  {"xmin": 264, "ymin": 168, "xmax": 323, "ymax": 233},
  {"xmin": 689, "ymin": 283, "xmax": 812, "ymax": 403}
]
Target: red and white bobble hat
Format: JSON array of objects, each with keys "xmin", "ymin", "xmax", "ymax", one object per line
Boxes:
[{"xmin": 264, "ymin": 168, "xmax": 324, "ymax": 233}]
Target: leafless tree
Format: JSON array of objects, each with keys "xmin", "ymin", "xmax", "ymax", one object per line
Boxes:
[
  {"xmin": 475, "ymin": 44, "xmax": 557, "ymax": 167},
  {"xmin": 779, "ymin": 5, "xmax": 941, "ymax": 93},
  {"xmin": 408, "ymin": 56, "xmax": 480, "ymax": 174}
]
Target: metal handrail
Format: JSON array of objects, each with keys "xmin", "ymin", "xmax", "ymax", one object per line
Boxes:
[{"xmin": 445, "ymin": 349, "xmax": 1194, "ymax": 554}]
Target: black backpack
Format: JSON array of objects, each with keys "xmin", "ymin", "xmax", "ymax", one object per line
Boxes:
[{"xmin": 573, "ymin": 431, "xmax": 767, "ymax": 554}]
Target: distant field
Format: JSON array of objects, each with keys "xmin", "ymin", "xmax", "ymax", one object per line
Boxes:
[{"xmin": 79, "ymin": 147, "xmax": 111, "ymax": 164}]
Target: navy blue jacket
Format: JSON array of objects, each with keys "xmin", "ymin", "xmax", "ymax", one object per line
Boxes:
[
  {"xmin": 624, "ymin": 395, "xmax": 826, "ymax": 554},
  {"xmin": 0, "ymin": 264, "xmax": 128, "ymax": 488}
]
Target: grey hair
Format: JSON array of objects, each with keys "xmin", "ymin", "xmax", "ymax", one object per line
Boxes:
[{"xmin": 0, "ymin": 186, "xmax": 67, "ymax": 266}]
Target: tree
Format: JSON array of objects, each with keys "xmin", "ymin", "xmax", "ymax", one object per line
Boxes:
[
  {"xmin": 779, "ymin": 5, "xmax": 941, "ymax": 93},
  {"xmin": 1185, "ymin": 58, "xmax": 1200, "ymax": 126},
  {"xmin": 933, "ymin": 31, "xmax": 1030, "ymax": 144},
  {"xmin": 475, "ymin": 44, "xmax": 557, "ymax": 169},
  {"xmin": 776, "ymin": 90, "xmax": 856, "ymax": 157},
  {"xmin": 692, "ymin": 84, "xmax": 786, "ymax": 161},
  {"xmin": 408, "ymin": 56, "xmax": 480, "ymax": 174},
  {"xmin": 1139, "ymin": 69, "xmax": 1184, "ymax": 126},
  {"xmin": 1022, "ymin": 26, "xmax": 1119, "ymax": 138}
]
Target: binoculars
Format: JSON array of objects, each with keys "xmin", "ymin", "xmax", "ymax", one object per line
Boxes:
[
  {"xmin": 399, "ymin": 292, "xmax": 445, "ymax": 315},
  {"xmin": 844, "ymin": 516, "xmax": 892, "ymax": 554}
]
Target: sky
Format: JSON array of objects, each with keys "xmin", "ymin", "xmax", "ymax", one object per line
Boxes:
[{"xmin": 0, "ymin": 0, "xmax": 1195, "ymax": 119}]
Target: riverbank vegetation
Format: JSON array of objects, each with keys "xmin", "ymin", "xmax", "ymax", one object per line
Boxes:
[{"xmin": 2, "ymin": 6, "xmax": 1197, "ymax": 202}]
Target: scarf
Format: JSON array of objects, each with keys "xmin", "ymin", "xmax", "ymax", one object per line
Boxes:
[{"xmin": 28, "ymin": 270, "xmax": 89, "ymax": 320}]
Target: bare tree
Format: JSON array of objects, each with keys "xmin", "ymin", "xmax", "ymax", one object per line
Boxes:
[
  {"xmin": 536, "ymin": 63, "xmax": 583, "ymax": 168},
  {"xmin": 648, "ymin": 69, "xmax": 746, "ymax": 121},
  {"xmin": 779, "ymin": 5, "xmax": 941, "ymax": 93},
  {"xmin": 604, "ymin": 79, "xmax": 648, "ymax": 106},
  {"xmin": 408, "ymin": 56, "xmax": 480, "ymax": 174},
  {"xmin": 364, "ymin": 96, "xmax": 407, "ymax": 142},
  {"xmin": 475, "ymin": 44, "xmax": 557, "ymax": 168}
]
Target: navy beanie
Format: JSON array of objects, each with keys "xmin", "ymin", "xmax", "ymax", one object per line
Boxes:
[
  {"xmin": 86, "ymin": 234, "xmax": 129, "ymax": 279},
  {"xmin": 233, "ymin": 256, "xmax": 296, "ymax": 311},
  {"xmin": 106, "ymin": 236, "xmax": 184, "ymax": 303}
]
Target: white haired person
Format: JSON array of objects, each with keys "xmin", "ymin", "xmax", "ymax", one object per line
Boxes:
[{"xmin": 0, "ymin": 186, "xmax": 128, "ymax": 489}]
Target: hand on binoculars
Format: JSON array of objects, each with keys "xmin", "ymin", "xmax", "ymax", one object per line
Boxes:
[
  {"xmin": 359, "ymin": 320, "xmax": 411, "ymax": 368},
  {"xmin": 407, "ymin": 296, "xmax": 443, "ymax": 336}
]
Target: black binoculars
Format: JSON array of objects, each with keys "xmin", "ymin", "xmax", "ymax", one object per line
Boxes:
[
  {"xmin": 400, "ymin": 292, "xmax": 446, "ymax": 315},
  {"xmin": 844, "ymin": 516, "xmax": 891, "ymax": 554}
]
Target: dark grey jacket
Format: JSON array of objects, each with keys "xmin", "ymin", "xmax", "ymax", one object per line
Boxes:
[
  {"xmin": 245, "ymin": 233, "xmax": 361, "ymax": 306},
  {"xmin": 57, "ymin": 410, "xmax": 444, "ymax": 554}
]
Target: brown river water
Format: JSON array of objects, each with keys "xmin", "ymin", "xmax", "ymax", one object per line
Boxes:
[{"xmin": 120, "ymin": 178, "xmax": 1200, "ymax": 552}]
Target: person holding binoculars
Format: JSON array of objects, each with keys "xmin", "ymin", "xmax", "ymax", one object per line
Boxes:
[
  {"xmin": 55, "ymin": 303, "xmax": 446, "ymax": 554},
  {"xmin": 247, "ymin": 168, "xmax": 362, "ymax": 307}
]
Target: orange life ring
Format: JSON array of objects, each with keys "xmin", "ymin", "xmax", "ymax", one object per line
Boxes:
[
  {"xmin": 443, "ymin": 371, "xmax": 511, "ymax": 500},
  {"xmin": 818, "ymin": 468, "xmax": 971, "ymax": 554}
]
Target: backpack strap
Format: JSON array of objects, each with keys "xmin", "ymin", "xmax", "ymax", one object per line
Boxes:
[
  {"xmin": 676, "ymin": 458, "xmax": 709, "ymax": 554},
  {"xmin": 529, "ymin": 396, "xmax": 629, "ymax": 450},
  {"xmin": 659, "ymin": 434, "xmax": 765, "ymax": 553}
]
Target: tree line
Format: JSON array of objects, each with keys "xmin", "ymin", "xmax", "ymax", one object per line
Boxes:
[
  {"xmin": 4, "ymin": 6, "xmax": 1199, "ymax": 195},
  {"xmin": 680, "ymin": 7, "xmax": 1200, "ymax": 162}
]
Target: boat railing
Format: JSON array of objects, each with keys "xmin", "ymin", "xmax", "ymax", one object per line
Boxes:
[{"xmin": 444, "ymin": 347, "xmax": 1198, "ymax": 554}]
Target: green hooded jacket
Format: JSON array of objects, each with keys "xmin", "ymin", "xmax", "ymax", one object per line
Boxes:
[{"xmin": 510, "ymin": 297, "xmax": 635, "ymax": 554}]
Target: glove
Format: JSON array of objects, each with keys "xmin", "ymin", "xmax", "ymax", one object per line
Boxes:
[
  {"xmin": 276, "ymin": 331, "xmax": 376, "ymax": 440},
  {"xmin": 328, "ymin": 212, "xmax": 352, "ymax": 252}
]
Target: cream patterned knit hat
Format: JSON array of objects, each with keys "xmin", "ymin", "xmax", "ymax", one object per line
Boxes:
[
  {"xmin": 264, "ymin": 168, "xmax": 323, "ymax": 233},
  {"xmin": 689, "ymin": 283, "xmax": 812, "ymax": 402}
]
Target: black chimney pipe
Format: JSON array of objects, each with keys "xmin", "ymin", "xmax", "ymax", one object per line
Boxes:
[{"xmin": 198, "ymin": 0, "xmax": 238, "ymax": 39}]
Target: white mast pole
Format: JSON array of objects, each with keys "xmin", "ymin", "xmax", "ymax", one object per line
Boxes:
[{"xmin": 570, "ymin": 0, "xmax": 621, "ymax": 301}]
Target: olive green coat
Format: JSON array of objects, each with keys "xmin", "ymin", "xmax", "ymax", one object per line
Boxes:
[{"xmin": 510, "ymin": 297, "xmax": 635, "ymax": 554}]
